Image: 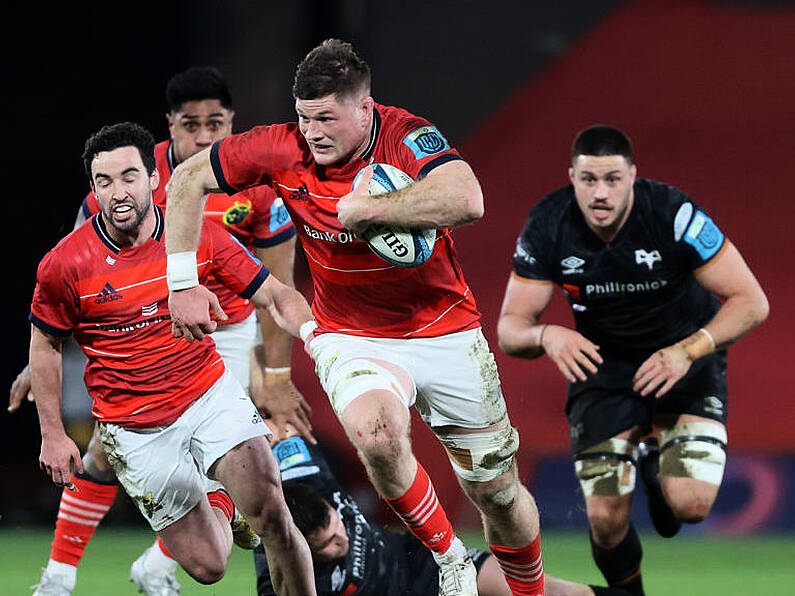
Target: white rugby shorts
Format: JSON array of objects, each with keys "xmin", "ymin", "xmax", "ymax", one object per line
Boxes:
[
  {"xmin": 309, "ymin": 327, "xmax": 508, "ymax": 429},
  {"xmin": 213, "ymin": 311, "xmax": 258, "ymax": 393},
  {"xmin": 98, "ymin": 370, "xmax": 270, "ymax": 531}
]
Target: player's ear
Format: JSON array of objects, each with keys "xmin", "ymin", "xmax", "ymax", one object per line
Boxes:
[
  {"xmin": 629, "ymin": 163, "xmax": 637, "ymax": 181},
  {"xmin": 150, "ymin": 167, "xmax": 160, "ymax": 191},
  {"xmin": 360, "ymin": 95, "xmax": 374, "ymax": 120},
  {"xmin": 166, "ymin": 112, "xmax": 175, "ymax": 137},
  {"xmin": 568, "ymin": 165, "xmax": 575, "ymax": 183}
]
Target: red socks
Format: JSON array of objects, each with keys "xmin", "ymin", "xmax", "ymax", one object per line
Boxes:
[
  {"xmin": 50, "ymin": 475, "xmax": 118, "ymax": 566},
  {"xmin": 489, "ymin": 535, "xmax": 545, "ymax": 595},
  {"xmin": 207, "ymin": 489, "xmax": 234, "ymax": 523},
  {"xmin": 156, "ymin": 535, "xmax": 174, "ymax": 559},
  {"xmin": 384, "ymin": 462, "xmax": 454, "ymax": 555}
]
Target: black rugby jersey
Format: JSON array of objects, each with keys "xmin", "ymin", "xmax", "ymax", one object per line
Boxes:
[
  {"xmin": 255, "ymin": 437, "xmax": 432, "ymax": 596},
  {"xmin": 512, "ymin": 179, "xmax": 725, "ymax": 359}
]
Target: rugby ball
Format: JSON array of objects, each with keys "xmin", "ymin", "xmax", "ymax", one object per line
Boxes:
[{"xmin": 352, "ymin": 163, "xmax": 436, "ymax": 268}]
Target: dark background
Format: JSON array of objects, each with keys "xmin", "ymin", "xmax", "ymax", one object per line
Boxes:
[{"xmin": 3, "ymin": 0, "xmax": 793, "ymax": 529}]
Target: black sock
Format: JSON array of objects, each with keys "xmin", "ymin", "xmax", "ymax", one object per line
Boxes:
[{"xmin": 590, "ymin": 523, "xmax": 644, "ymax": 595}]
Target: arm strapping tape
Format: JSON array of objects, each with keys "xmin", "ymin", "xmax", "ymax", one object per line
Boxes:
[{"xmin": 166, "ymin": 251, "xmax": 199, "ymax": 291}]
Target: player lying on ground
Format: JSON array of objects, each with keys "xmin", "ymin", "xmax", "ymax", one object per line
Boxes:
[
  {"xmin": 497, "ymin": 124, "xmax": 768, "ymax": 595},
  {"xmin": 256, "ymin": 426, "xmax": 635, "ymax": 596},
  {"xmin": 30, "ymin": 122, "xmax": 316, "ymax": 595}
]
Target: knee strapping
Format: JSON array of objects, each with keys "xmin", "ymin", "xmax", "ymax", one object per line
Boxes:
[
  {"xmin": 330, "ymin": 358, "xmax": 414, "ymax": 417},
  {"xmin": 574, "ymin": 438, "xmax": 637, "ymax": 497},
  {"xmin": 659, "ymin": 422, "xmax": 727, "ymax": 486},
  {"xmin": 437, "ymin": 423, "xmax": 519, "ymax": 482}
]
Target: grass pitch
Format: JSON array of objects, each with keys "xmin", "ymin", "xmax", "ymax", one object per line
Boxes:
[{"xmin": 4, "ymin": 526, "xmax": 794, "ymax": 595}]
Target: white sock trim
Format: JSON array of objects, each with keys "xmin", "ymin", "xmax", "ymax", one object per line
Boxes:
[{"xmin": 45, "ymin": 560, "xmax": 77, "ymax": 587}]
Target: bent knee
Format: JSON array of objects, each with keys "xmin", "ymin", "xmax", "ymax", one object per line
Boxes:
[
  {"xmin": 246, "ymin": 498, "xmax": 292, "ymax": 537},
  {"xmin": 586, "ymin": 499, "xmax": 632, "ymax": 544},
  {"xmin": 345, "ymin": 411, "xmax": 410, "ymax": 466},
  {"xmin": 185, "ymin": 560, "xmax": 226, "ymax": 585},
  {"xmin": 665, "ymin": 489, "xmax": 715, "ymax": 523}
]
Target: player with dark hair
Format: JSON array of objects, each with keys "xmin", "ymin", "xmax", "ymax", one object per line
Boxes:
[
  {"xmin": 165, "ymin": 65, "xmax": 233, "ymax": 122},
  {"xmin": 497, "ymin": 124, "xmax": 768, "ymax": 595},
  {"xmin": 23, "ymin": 66, "xmax": 310, "ymax": 596},
  {"xmin": 257, "ymin": 428, "xmax": 635, "ymax": 596},
  {"xmin": 164, "ymin": 39, "xmax": 545, "ymax": 595},
  {"xmin": 30, "ymin": 121, "xmax": 316, "ymax": 596}
]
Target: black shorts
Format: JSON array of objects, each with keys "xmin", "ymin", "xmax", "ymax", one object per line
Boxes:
[
  {"xmin": 566, "ymin": 350, "xmax": 727, "ymax": 454},
  {"xmin": 402, "ymin": 532, "xmax": 490, "ymax": 595}
]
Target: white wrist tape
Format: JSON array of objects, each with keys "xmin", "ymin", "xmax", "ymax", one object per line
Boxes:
[
  {"xmin": 299, "ymin": 320, "xmax": 318, "ymax": 342},
  {"xmin": 699, "ymin": 327, "xmax": 717, "ymax": 350},
  {"xmin": 264, "ymin": 367, "xmax": 291, "ymax": 374},
  {"xmin": 166, "ymin": 251, "xmax": 199, "ymax": 291}
]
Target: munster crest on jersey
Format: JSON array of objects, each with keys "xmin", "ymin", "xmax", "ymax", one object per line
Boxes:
[{"xmin": 223, "ymin": 200, "xmax": 252, "ymax": 226}]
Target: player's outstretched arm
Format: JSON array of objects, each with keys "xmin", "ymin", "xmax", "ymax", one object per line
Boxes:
[
  {"xmin": 633, "ymin": 241, "xmax": 769, "ymax": 397},
  {"xmin": 250, "ymin": 240, "xmax": 316, "ymax": 445},
  {"xmin": 498, "ymin": 274, "xmax": 602, "ymax": 382},
  {"xmin": 337, "ymin": 160, "xmax": 483, "ymax": 233},
  {"xmin": 249, "ymin": 274, "xmax": 314, "ymax": 340},
  {"xmin": 29, "ymin": 325, "xmax": 83, "ymax": 486}
]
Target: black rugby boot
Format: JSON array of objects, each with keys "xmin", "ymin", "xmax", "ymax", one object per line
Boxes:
[{"xmin": 637, "ymin": 437, "xmax": 681, "ymax": 538}]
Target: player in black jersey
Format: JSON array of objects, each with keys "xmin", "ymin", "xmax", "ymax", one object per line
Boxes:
[
  {"xmin": 497, "ymin": 125, "xmax": 768, "ymax": 595},
  {"xmin": 255, "ymin": 427, "xmax": 634, "ymax": 596}
]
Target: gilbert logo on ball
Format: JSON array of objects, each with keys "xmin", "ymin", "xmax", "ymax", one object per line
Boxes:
[{"xmin": 352, "ymin": 164, "xmax": 436, "ymax": 268}]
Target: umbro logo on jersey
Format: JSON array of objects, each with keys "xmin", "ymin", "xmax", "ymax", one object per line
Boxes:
[
  {"xmin": 288, "ymin": 184, "xmax": 310, "ymax": 201},
  {"xmin": 635, "ymin": 249, "xmax": 662, "ymax": 270},
  {"xmin": 105, "ymin": 255, "xmax": 116, "ymax": 265},
  {"xmin": 561, "ymin": 256, "xmax": 585, "ymax": 275},
  {"xmin": 142, "ymin": 302, "xmax": 158, "ymax": 316},
  {"xmin": 95, "ymin": 283, "xmax": 123, "ymax": 304}
]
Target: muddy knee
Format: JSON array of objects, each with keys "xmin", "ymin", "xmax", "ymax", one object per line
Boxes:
[
  {"xmin": 659, "ymin": 422, "xmax": 726, "ymax": 523},
  {"xmin": 438, "ymin": 423, "xmax": 519, "ymax": 484}
]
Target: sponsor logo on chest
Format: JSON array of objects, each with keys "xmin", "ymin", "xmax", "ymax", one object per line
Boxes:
[{"xmin": 303, "ymin": 224, "xmax": 357, "ymax": 244}]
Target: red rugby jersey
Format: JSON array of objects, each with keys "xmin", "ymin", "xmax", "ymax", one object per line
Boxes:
[
  {"xmin": 210, "ymin": 104, "xmax": 481, "ymax": 338},
  {"xmin": 30, "ymin": 206, "xmax": 269, "ymax": 428},
  {"xmin": 81, "ymin": 140, "xmax": 296, "ymax": 325}
]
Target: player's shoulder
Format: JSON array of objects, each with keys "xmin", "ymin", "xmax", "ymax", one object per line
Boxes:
[
  {"xmin": 238, "ymin": 121, "xmax": 302, "ymax": 145},
  {"xmin": 524, "ymin": 184, "xmax": 575, "ymax": 228},
  {"xmin": 376, "ymin": 102, "xmax": 425, "ymax": 125},
  {"xmin": 634, "ymin": 178, "xmax": 701, "ymax": 235},
  {"xmin": 223, "ymin": 122, "xmax": 310, "ymax": 167},
  {"xmin": 39, "ymin": 218, "xmax": 98, "ymax": 273},
  {"xmin": 635, "ymin": 178, "xmax": 693, "ymax": 214},
  {"xmin": 154, "ymin": 139, "xmax": 171, "ymax": 165},
  {"xmin": 377, "ymin": 102, "xmax": 442, "ymax": 140}
]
